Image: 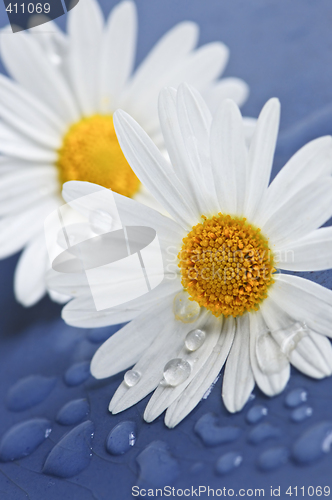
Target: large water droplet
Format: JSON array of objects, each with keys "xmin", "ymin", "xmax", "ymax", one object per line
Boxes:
[
  {"xmin": 64, "ymin": 361, "xmax": 90, "ymax": 387},
  {"xmin": 173, "ymin": 291, "xmax": 200, "ymax": 323},
  {"xmin": 185, "ymin": 329, "xmax": 206, "ymax": 351},
  {"xmin": 285, "ymin": 388, "xmax": 308, "ymax": 408},
  {"xmin": 124, "ymin": 370, "xmax": 141, "ymax": 387},
  {"xmin": 255, "ymin": 333, "xmax": 288, "ymax": 374},
  {"xmin": 246, "ymin": 405, "xmax": 268, "ymax": 424},
  {"xmin": 257, "ymin": 446, "xmax": 289, "ymax": 471},
  {"xmin": 136, "ymin": 441, "xmax": 179, "ymax": 488},
  {"xmin": 216, "ymin": 452, "xmax": 242, "ymax": 475},
  {"xmin": 291, "ymin": 405, "xmax": 313, "ymax": 423},
  {"xmin": 89, "ymin": 210, "xmax": 114, "ymax": 234},
  {"xmin": 43, "ymin": 421, "xmax": 94, "ymax": 478},
  {"xmin": 195, "ymin": 413, "xmax": 241, "ymax": 447},
  {"xmin": 0, "ymin": 418, "xmax": 52, "ymax": 462},
  {"xmin": 292, "ymin": 421, "xmax": 332, "ymax": 464},
  {"xmin": 163, "ymin": 358, "xmax": 191, "ymax": 386},
  {"xmin": 6, "ymin": 375, "xmax": 57, "ymax": 412},
  {"xmin": 56, "ymin": 399, "xmax": 90, "ymax": 426},
  {"xmin": 248, "ymin": 423, "xmax": 282, "ymax": 445},
  {"xmin": 106, "ymin": 421, "xmax": 137, "ymax": 455},
  {"xmin": 273, "ymin": 321, "xmax": 308, "ymax": 356}
]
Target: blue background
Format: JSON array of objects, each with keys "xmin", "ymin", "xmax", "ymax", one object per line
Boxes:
[{"xmin": 0, "ymin": 0, "xmax": 332, "ymax": 498}]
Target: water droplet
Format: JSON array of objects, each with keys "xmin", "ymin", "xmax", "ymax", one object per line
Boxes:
[
  {"xmin": 163, "ymin": 358, "xmax": 191, "ymax": 387},
  {"xmin": 195, "ymin": 413, "xmax": 241, "ymax": 447},
  {"xmin": 255, "ymin": 332, "xmax": 288, "ymax": 374},
  {"xmin": 64, "ymin": 361, "xmax": 90, "ymax": 387},
  {"xmin": 291, "ymin": 405, "xmax": 313, "ymax": 423},
  {"xmin": 106, "ymin": 421, "xmax": 137, "ymax": 455},
  {"xmin": 273, "ymin": 321, "xmax": 308, "ymax": 356},
  {"xmin": 285, "ymin": 388, "xmax": 308, "ymax": 408},
  {"xmin": 89, "ymin": 210, "xmax": 114, "ymax": 234},
  {"xmin": 216, "ymin": 452, "xmax": 242, "ymax": 475},
  {"xmin": 56, "ymin": 399, "xmax": 90, "ymax": 426},
  {"xmin": 246, "ymin": 405, "xmax": 268, "ymax": 424},
  {"xmin": 257, "ymin": 446, "xmax": 289, "ymax": 471},
  {"xmin": 292, "ymin": 421, "xmax": 332, "ymax": 464},
  {"xmin": 173, "ymin": 291, "xmax": 200, "ymax": 323},
  {"xmin": 0, "ymin": 418, "xmax": 52, "ymax": 462},
  {"xmin": 185, "ymin": 329, "xmax": 206, "ymax": 351},
  {"xmin": 6, "ymin": 375, "xmax": 56, "ymax": 412},
  {"xmin": 43, "ymin": 421, "xmax": 94, "ymax": 478},
  {"xmin": 248, "ymin": 423, "xmax": 282, "ymax": 445},
  {"xmin": 136, "ymin": 441, "xmax": 179, "ymax": 488},
  {"xmin": 124, "ymin": 370, "xmax": 141, "ymax": 387}
]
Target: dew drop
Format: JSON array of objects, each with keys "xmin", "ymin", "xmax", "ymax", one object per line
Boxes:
[
  {"xmin": 255, "ymin": 332, "xmax": 288, "ymax": 374},
  {"xmin": 216, "ymin": 452, "xmax": 242, "ymax": 475},
  {"xmin": 257, "ymin": 446, "xmax": 289, "ymax": 471},
  {"xmin": 248, "ymin": 423, "xmax": 281, "ymax": 445},
  {"xmin": 273, "ymin": 321, "xmax": 308, "ymax": 356},
  {"xmin": 6, "ymin": 375, "xmax": 57, "ymax": 412},
  {"xmin": 64, "ymin": 361, "xmax": 90, "ymax": 387},
  {"xmin": 0, "ymin": 418, "xmax": 52, "ymax": 462},
  {"xmin": 124, "ymin": 370, "xmax": 141, "ymax": 387},
  {"xmin": 89, "ymin": 210, "xmax": 114, "ymax": 234},
  {"xmin": 106, "ymin": 421, "xmax": 137, "ymax": 455},
  {"xmin": 291, "ymin": 405, "xmax": 313, "ymax": 423},
  {"xmin": 43, "ymin": 421, "xmax": 94, "ymax": 478},
  {"xmin": 285, "ymin": 388, "xmax": 308, "ymax": 408},
  {"xmin": 136, "ymin": 441, "xmax": 179, "ymax": 488},
  {"xmin": 185, "ymin": 329, "xmax": 206, "ymax": 351},
  {"xmin": 163, "ymin": 358, "xmax": 191, "ymax": 387},
  {"xmin": 246, "ymin": 405, "xmax": 268, "ymax": 424},
  {"xmin": 173, "ymin": 291, "xmax": 200, "ymax": 323},
  {"xmin": 194, "ymin": 413, "xmax": 241, "ymax": 447},
  {"xmin": 56, "ymin": 399, "xmax": 90, "ymax": 426},
  {"xmin": 292, "ymin": 421, "xmax": 332, "ymax": 464}
]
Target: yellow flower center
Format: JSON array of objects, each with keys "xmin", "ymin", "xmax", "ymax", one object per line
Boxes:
[
  {"xmin": 56, "ymin": 114, "xmax": 140, "ymax": 198},
  {"xmin": 178, "ymin": 214, "xmax": 275, "ymax": 318}
]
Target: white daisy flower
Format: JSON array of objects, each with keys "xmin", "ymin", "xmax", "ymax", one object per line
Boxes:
[
  {"xmin": 0, "ymin": 0, "xmax": 250, "ymax": 307},
  {"xmin": 48, "ymin": 83, "xmax": 332, "ymax": 428}
]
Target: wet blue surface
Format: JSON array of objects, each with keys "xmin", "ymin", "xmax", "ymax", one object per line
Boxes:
[{"xmin": 0, "ymin": 0, "xmax": 332, "ymax": 498}]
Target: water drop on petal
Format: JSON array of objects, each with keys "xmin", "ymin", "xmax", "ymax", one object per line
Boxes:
[
  {"xmin": 89, "ymin": 210, "xmax": 114, "ymax": 234},
  {"xmin": 185, "ymin": 329, "xmax": 206, "ymax": 351},
  {"xmin": 173, "ymin": 291, "xmax": 200, "ymax": 323},
  {"xmin": 124, "ymin": 370, "xmax": 141, "ymax": 387},
  {"xmin": 273, "ymin": 321, "xmax": 309, "ymax": 356},
  {"xmin": 163, "ymin": 358, "xmax": 191, "ymax": 386}
]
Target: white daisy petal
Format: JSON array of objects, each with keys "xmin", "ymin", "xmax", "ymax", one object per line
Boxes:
[
  {"xmin": 256, "ymin": 136, "xmax": 332, "ymax": 226},
  {"xmin": 99, "ymin": 0, "xmax": 137, "ymax": 112},
  {"xmin": 165, "ymin": 316, "xmax": 235, "ymax": 428},
  {"xmin": 276, "ymin": 227, "xmax": 332, "ymax": 272},
  {"xmin": 210, "ymin": 98, "xmax": 248, "ymax": 215},
  {"xmin": 222, "ymin": 314, "xmax": 255, "ymax": 413},
  {"xmin": 0, "ymin": 167, "xmax": 58, "ymax": 216},
  {"xmin": 267, "ymin": 274, "xmax": 332, "ymax": 338},
  {"xmin": 249, "ymin": 310, "xmax": 290, "ymax": 397},
  {"xmin": 0, "ymin": 198, "xmax": 58, "ymax": 259},
  {"xmin": 0, "ymin": 122, "xmax": 57, "ymax": 162},
  {"xmin": 262, "ymin": 177, "xmax": 332, "ymax": 248},
  {"xmin": 203, "ymin": 77, "xmax": 249, "ymax": 110},
  {"xmin": 47, "ymin": 269, "xmax": 90, "ymax": 298},
  {"xmin": 113, "ymin": 110, "xmax": 198, "ymax": 228},
  {"xmin": 144, "ymin": 312, "xmax": 220, "ymax": 423},
  {"xmin": 109, "ymin": 311, "xmax": 196, "ymax": 414},
  {"xmin": 244, "ymin": 98, "xmax": 280, "ymax": 221},
  {"xmin": 91, "ymin": 295, "xmax": 176, "ymax": 379},
  {"xmin": 0, "ymin": 30, "xmax": 78, "ymax": 123},
  {"xmin": 14, "ymin": 233, "xmax": 48, "ymax": 307},
  {"xmin": 67, "ymin": 0, "xmax": 104, "ymax": 115},
  {"xmin": 176, "ymin": 83, "xmax": 219, "ymax": 214}
]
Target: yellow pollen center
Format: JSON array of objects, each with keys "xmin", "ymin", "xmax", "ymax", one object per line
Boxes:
[
  {"xmin": 57, "ymin": 114, "xmax": 140, "ymax": 198},
  {"xmin": 178, "ymin": 214, "xmax": 275, "ymax": 318}
]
